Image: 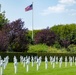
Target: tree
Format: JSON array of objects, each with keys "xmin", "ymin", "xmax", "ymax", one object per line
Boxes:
[
  {"xmin": 34, "ymin": 29, "xmax": 56, "ymax": 46},
  {"xmin": 0, "ymin": 30, "xmax": 9, "ymax": 52},
  {"xmin": 0, "ymin": 11, "xmax": 9, "ymax": 29},
  {"xmin": 3, "ymin": 19, "xmax": 29, "ymax": 52},
  {"xmin": 51, "ymin": 24, "xmax": 76, "ymax": 47}
]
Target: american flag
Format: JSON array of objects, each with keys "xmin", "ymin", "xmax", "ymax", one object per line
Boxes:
[{"xmin": 25, "ymin": 4, "xmax": 33, "ymax": 11}]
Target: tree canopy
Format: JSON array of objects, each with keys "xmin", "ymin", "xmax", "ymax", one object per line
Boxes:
[
  {"xmin": 34, "ymin": 29, "xmax": 56, "ymax": 46},
  {"xmin": 0, "ymin": 19, "xmax": 29, "ymax": 52},
  {"xmin": 0, "ymin": 11, "xmax": 9, "ymax": 29},
  {"xmin": 51, "ymin": 24, "xmax": 76, "ymax": 48}
]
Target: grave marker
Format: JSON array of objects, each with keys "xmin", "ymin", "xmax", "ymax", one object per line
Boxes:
[
  {"xmin": 45, "ymin": 56, "xmax": 48, "ymax": 69},
  {"xmin": 13, "ymin": 56, "xmax": 18, "ymax": 74},
  {"xmin": 0, "ymin": 60, "xmax": 3, "ymax": 75},
  {"xmin": 65, "ymin": 56, "xmax": 67, "ymax": 67}
]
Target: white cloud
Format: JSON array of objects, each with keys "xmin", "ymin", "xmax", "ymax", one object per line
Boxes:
[
  {"xmin": 41, "ymin": 4, "xmax": 66, "ymax": 15},
  {"xmin": 41, "ymin": 0, "xmax": 76, "ymax": 16},
  {"xmin": 59, "ymin": 0, "xmax": 76, "ymax": 4}
]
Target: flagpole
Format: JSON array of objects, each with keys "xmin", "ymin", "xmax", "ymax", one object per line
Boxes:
[
  {"xmin": 32, "ymin": 2, "xmax": 34, "ymax": 41},
  {"xmin": 0, "ymin": 4, "xmax": 1, "ymax": 12}
]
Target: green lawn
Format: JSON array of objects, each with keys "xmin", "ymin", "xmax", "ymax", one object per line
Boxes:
[{"xmin": 3, "ymin": 62, "xmax": 76, "ymax": 75}]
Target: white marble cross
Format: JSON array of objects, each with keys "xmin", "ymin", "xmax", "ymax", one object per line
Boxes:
[
  {"xmin": 69, "ymin": 56, "xmax": 72, "ymax": 66},
  {"xmin": 13, "ymin": 56, "xmax": 18, "ymax": 74},
  {"xmin": 36, "ymin": 58, "xmax": 39, "ymax": 71},
  {"xmin": 39, "ymin": 56, "xmax": 42, "ymax": 66},
  {"xmin": 34, "ymin": 56, "xmax": 38, "ymax": 63},
  {"xmin": 50, "ymin": 56, "xmax": 53, "ymax": 65},
  {"xmin": 52, "ymin": 56, "xmax": 55, "ymax": 69},
  {"xmin": 0, "ymin": 56, "xmax": 1, "ymax": 60},
  {"xmin": 56, "ymin": 56, "xmax": 58, "ymax": 64},
  {"xmin": 31, "ymin": 56, "xmax": 34, "ymax": 67},
  {"xmin": 3, "ymin": 56, "xmax": 8, "ymax": 70},
  {"xmin": 45, "ymin": 56, "xmax": 48, "ymax": 69},
  {"xmin": 26, "ymin": 58, "xmax": 29, "ymax": 72},
  {"xmin": 65, "ymin": 56, "xmax": 67, "ymax": 67},
  {"xmin": 73, "ymin": 56, "xmax": 74, "ymax": 63},
  {"xmin": 20, "ymin": 56, "xmax": 23, "ymax": 64},
  {"xmin": 59, "ymin": 57, "xmax": 62, "ymax": 68},
  {"xmin": 75, "ymin": 57, "xmax": 76, "ymax": 66},
  {"xmin": 0, "ymin": 60, "xmax": 3, "ymax": 75},
  {"xmin": 3, "ymin": 58, "xmax": 5, "ymax": 70},
  {"xmin": 23, "ymin": 57, "xmax": 26, "ymax": 67}
]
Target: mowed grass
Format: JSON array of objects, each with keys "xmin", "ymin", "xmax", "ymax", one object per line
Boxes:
[{"xmin": 3, "ymin": 62, "xmax": 76, "ymax": 75}]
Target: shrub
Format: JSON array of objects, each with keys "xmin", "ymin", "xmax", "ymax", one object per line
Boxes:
[
  {"xmin": 28, "ymin": 44, "xmax": 48, "ymax": 52},
  {"xmin": 67, "ymin": 44, "xmax": 76, "ymax": 53},
  {"xmin": 47, "ymin": 46, "xmax": 67, "ymax": 53},
  {"xmin": 53, "ymin": 41, "xmax": 61, "ymax": 49}
]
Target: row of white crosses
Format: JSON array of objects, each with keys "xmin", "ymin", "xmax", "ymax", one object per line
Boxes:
[
  {"xmin": 69, "ymin": 56, "xmax": 76, "ymax": 66},
  {"xmin": 0, "ymin": 56, "xmax": 9, "ymax": 75},
  {"xmin": 14, "ymin": 55, "xmax": 76, "ymax": 74},
  {"xmin": 20, "ymin": 56, "xmax": 42, "ymax": 72},
  {"xmin": 49, "ymin": 56, "xmax": 76, "ymax": 69},
  {"xmin": 45, "ymin": 56, "xmax": 59, "ymax": 69}
]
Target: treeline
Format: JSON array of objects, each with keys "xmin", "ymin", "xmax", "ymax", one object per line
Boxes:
[
  {"xmin": 51, "ymin": 24, "xmax": 76, "ymax": 45},
  {"xmin": 0, "ymin": 12, "xmax": 76, "ymax": 52},
  {"xmin": 29, "ymin": 24, "xmax": 76, "ymax": 53},
  {"xmin": 30, "ymin": 24, "xmax": 76, "ymax": 46}
]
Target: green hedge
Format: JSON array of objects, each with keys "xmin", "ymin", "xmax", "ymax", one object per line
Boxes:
[
  {"xmin": 37, "ymin": 53, "xmax": 76, "ymax": 61},
  {"xmin": 0, "ymin": 52, "xmax": 76, "ymax": 62}
]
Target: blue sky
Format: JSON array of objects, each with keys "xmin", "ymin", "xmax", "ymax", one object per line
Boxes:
[{"xmin": 0, "ymin": 0, "xmax": 76, "ymax": 30}]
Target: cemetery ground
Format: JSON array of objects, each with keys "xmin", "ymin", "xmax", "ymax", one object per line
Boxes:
[{"xmin": 3, "ymin": 62, "xmax": 76, "ymax": 75}]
